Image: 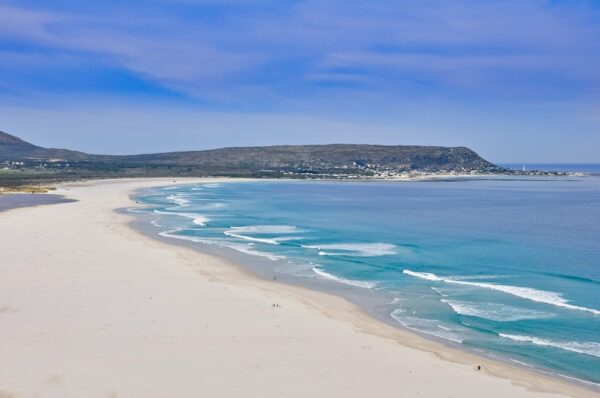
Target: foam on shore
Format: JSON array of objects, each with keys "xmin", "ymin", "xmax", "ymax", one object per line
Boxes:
[
  {"xmin": 159, "ymin": 228, "xmax": 284, "ymax": 261},
  {"xmin": 390, "ymin": 309, "xmax": 465, "ymax": 344},
  {"xmin": 312, "ymin": 266, "xmax": 376, "ymax": 289}
]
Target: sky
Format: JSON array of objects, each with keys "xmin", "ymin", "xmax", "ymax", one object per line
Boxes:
[{"xmin": 1, "ymin": 0, "xmax": 599, "ymax": 162}]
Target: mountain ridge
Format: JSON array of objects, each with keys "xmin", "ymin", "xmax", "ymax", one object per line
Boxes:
[
  {"xmin": 0, "ymin": 130, "xmax": 500, "ymax": 177},
  {"xmin": 0, "ymin": 131, "xmax": 89, "ymax": 161}
]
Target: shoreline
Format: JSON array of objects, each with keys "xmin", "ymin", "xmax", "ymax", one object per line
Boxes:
[
  {"xmin": 1, "ymin": 178, "xmax": 597, "ymax": 397},
  {"xmin": 128, "ymin": 180, "xmax": 600, "ymax": 393},
  {"xmin": 127, "ymin": 191, "xmax": 600, "ymax": 393},
  {"xmin": 0, "ymin": 170, "xmax": 587, "ymax": 195}
]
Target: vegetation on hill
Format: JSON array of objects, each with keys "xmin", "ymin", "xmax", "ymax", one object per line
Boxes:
[{"xmin": 1, "ymin": 130, "xmax": 560, "ymax": 188}]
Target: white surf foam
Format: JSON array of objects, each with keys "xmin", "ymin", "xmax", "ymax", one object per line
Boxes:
[
  {"xmin": 223, "ymin": 231, "xmax": 296, "ymax": 245},
  {"xmin": 403, "ymin": 270, "xmax": 442, "ymax": 281},
  {"xmin": 312, "ymin": 267, "xmax": 376, "ymax": 289},
  {"xmin": 225, "ymin": 243, "xmax": 285, "ymax": 261},
  {"xmin": 158, "ymin": 229, "xmax": 284, "ymax": 261},
  {"xmin": 509, "ymin": 359, "xmax": 535, "ymax": 368},
  {"xmin": 202, "ymin": 183, "xmax": 221, "ymax": 188},
  {"xmin": 224, "ymin": 225, "xmax": 303, "ymax": 245},
  {"xmin": 403, "ymin": 270, "xmax": 600, "ymax": 316},
  {"xmin": 153, "ymin": 210, "xmax": 209, "ymax": 226},
  {"xmin": 192, "ymin": 216, "xmax": 209, "ymax": 226},
  {"xmin": 431, "ymin": 287, "xmax": 448, "ymax": 297},
  {"xmin": 390, "ymin": 309, "xmax": 464, "ymax": 344},
  {"xmin": 159, "ymin": 228, "xmax": 191, "ymax": 241},
  {"xmin": 228, "ymin": 225, "xmax": 301, "ymax": 234},
  {"xmin": 303, "ymin": 243, "xmax": 396, "ymax": 257},
  {"xmin": 166, "ymin": 194, "xmax": 190, "ymax": 207},
  {"xmin": 441, "ymin": 299, "xmax": 554, "ymax": 322},
  {"xmin": 449, "ymin": 274, "xmax": 509, "ymax": 281},
  {"xmin": 499, "ymin": 334, "xmax": 600, "ymax": 358},
  {"xmin": 126, "ymin": 209, "xmax": 143, "ymax": 214},
  {"xmin": 176, "ymin": 202, "xmax": 225, "ymax": 211},
  {"xmin": 159, "ymin": 229, "xmax": 220, "ymax": 243}
]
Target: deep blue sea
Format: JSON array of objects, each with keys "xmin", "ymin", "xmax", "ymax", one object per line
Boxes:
[
  {"xmin": 502, "ymin": 163, "xmax": 600, "ymax": 175},
  {"xmin": 134, "ymin": 176, "xmax": 600, "ymax": 386}
]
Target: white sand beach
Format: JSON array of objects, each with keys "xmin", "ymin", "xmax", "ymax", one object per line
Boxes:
[{"xmin": 0, "ymin": 178, "xmax": 597, "ymax": 398}]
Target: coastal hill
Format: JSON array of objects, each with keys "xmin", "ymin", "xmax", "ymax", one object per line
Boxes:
[
  {"xmin": 0, "ymin": 131, "xmax": 89, "ymax": 162},
  {"xmin": 116, "ymin": 144, "xmax": 498, "ymax": 174},
  {"xmin": 1, "ymin": 130, "xmax": 499, "ymax": 179}
]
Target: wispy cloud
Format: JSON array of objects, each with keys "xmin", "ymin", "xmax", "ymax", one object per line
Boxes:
[
  {"xmin": 0, "ymin": 0, "xmax": 599, "ymax": 161},
  {"xmin": 2, "ymin": 0, "xmax": 599, "ymax": 105},
  {"xmin": 0, "ymin": 4, "xmax": 62, "ymax": 41}
]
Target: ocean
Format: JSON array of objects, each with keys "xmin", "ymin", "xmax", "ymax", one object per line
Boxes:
[
  {"xmin": 133, "ymin": 175, "xmax": 600, "ymax": 387},
  {"xmin": 501, "ymin": 164, "xmax": 600, "ymax": 175}
]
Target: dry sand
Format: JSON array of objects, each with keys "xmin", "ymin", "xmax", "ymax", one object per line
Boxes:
[{"xmin": 0, "ymin": 178, "xmax": 597, "ymax": 398}]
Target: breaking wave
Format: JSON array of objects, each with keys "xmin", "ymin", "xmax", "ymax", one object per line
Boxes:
[
  {"xmin": 499, "ymin": 334, "xmax": 600, "ymax": 358},
  {"xmin": 227, "ymin": 225, "xmax": 302, "ymax": 234},
  {"xmin": 224, "ymin": 231, "xmax": 301, "ymax": 245},
  {"xmin": 166, "ymin": 194, "xmax": 190, "ymax": 207},
  {"xmin": 224, "ymin": 225, "xmax": 304, "ymax": 245},
  {"xmin": 441, "ymin": 299, "xmax": 555, "ymax": 322},
  {"xmin": 403, "ymin": 270, "xmax": 600, "ymax": 315},
  {"xmin": 153, "ymin": 210, "xmax": 209, "ymax": 226}
]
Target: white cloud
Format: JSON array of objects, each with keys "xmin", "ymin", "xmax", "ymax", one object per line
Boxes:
[{"xmin": 0, "ymin": 1, "xmax": 599, "ymax": 104}]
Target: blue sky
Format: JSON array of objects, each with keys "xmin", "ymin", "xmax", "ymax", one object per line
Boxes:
[{"xmin": 1, "ymin": 0, "xmax": 599, "ymax": 162}]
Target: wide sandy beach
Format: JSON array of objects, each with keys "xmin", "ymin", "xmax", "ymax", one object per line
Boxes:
[{"xmin": 0, "ymin": 178, "xmax": 597, "ymax": 398}]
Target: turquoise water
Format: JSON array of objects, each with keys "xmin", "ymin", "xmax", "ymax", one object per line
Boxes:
[{"xmin": 135, "ymin": 177, "xmax": 600, "ymax": 386}]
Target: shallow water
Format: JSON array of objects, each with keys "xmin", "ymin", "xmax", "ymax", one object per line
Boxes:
[
  {"xmin": 134, "ymin": 177, "xmax": 600, "ymax": 386},
  {"xmin": 0, "ymin": 194, "xmax": 74, "ymax": 212}
]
